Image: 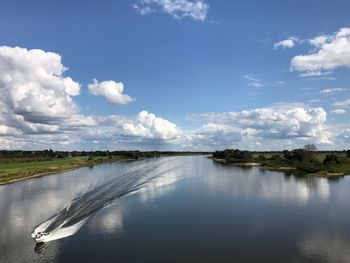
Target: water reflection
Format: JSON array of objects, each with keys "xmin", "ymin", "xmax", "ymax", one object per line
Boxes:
[
  {"xmin": 0, "ymin": 158, "xmax": 185, "ymax": 262},
  {"xmin": 206, "ymin": 164, "xmax": 332, "ymax": 205},
  {"xmin": 138, "ymin": 170, "xmax": 179, "ymax": 203},
  {"xmin": 31, "ymin": 157, "xmax": 187, "ymax": 244},
  {"xmin": 87, "ymin": 204, "xmax": 124, "ymax": 237},
  {"xmin": 0, "ymin": 167, "xmax": 99, "ymax": 262},
  {"xmin": 1, "ymin": 156, "xmax": 350, "ymax": 263}
]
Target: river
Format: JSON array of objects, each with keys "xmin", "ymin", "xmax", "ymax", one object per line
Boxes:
[{"xmin": 1, "ymin": 156, "xmax": 350, "ymax": 262}]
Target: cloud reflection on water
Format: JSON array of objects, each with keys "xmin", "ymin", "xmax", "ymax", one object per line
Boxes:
[
  {"xmin": 205, "ymin": 164, "xmax": 331, "ymax": 205},
  {"xmin": 1, "ymin": 157, "xmax": 350, "ymax": 263}
]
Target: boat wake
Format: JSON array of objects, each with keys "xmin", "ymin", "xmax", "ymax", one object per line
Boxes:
[{"xmin": 31, "ymin": 158, "xmax": 183, "ymax": 244}]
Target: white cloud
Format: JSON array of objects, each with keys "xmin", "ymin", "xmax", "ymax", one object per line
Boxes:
[
  {"xmin": 333, "ymin": 99, "xmax": 350, "ymax": 108},
  {"xmin": 300, "ymin": 71, "xmax": 333, "ymax": 77},
  {"xmin": 247, "ymin": 82, "xmax": 264, "ymax": 88},
  {"xmin": 244, "ymin": 74, "xmax": 264, "ymax": 87},
  {"xmin": 0, "ymin": 46, "xmax": 83, "ymax": 135},
  {"xmin": 188, "ymin": 104, "xmax": 333, "ymax": 148},
  {"xmin": 308, "ymin": 99, "xmax": 321, "ymax": 103},
  {"xmin": 120, "ymin": 111, "xmax": 180, "ymax": 140},
  {"xmin": 88, "ymin": 79, "xmax": 134, "ymax": 105},
  {"xmin": 308, "ymin": 35, "xmax": 328, "ymax": 47},
  {"xmin": 1, "ymin": 45, "xmax": 348, "ymax": 151},
  {"xmin": 243, "ymin": 74, "xmax": 259, "ymax": 82},
  {"xmin": 320, "ymin": 88, "xmax": 347, "ymax": 94},
  {"xmin": 330, "ymin": 109, "xmax": 347, "ymax": 115},
  {"xmin": 273, "ymin": 37, "xmax": 299, "ymax": 49},
  {"xmin": 0, "ymin": 46, "xmax": 181, "ymax": 150},
  {"xmin": 291, "ymin": 27, "xmax": 350, "ymax": 76},
  {"xmin": 133, "ymin": 0, "xmax": 209, "ymax": 21}
]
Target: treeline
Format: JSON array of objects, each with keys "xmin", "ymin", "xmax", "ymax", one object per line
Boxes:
[
  {"xmin": 0, "ymin": 150, "xmax": 210, "ymax": 163},
  {"xmin": 213, "ymin": 149, "xmax": 253, "ymax": 162},
  {"xmin": 212, "ymin": 147, "xmax": 350, "ymax": 174}
]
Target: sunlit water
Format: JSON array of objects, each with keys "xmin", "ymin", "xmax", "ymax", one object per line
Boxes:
[{"xmin": 1, "ymin": 156, "xmax": 350, "ymax": 262}]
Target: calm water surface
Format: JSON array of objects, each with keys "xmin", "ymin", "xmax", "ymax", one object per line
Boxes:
[{"xmin": 1, "ymin": 156, "xmax": 350, "ymax": 262}]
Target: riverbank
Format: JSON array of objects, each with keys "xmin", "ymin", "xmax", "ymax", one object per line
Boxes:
[
  {"xmin": 210, "ymin": 157, "xmax": 349, "ymax": 178},
  {"xmin": 0, "ymin": 156, "xmax": 136, "ymax": 185},
  {"xmin": 0, "ymin": 151, "xmax": 211, "ymax": 185},
  {"xmin": 209, "ymin": 157, "xmax": 260, "ymax": 166}
]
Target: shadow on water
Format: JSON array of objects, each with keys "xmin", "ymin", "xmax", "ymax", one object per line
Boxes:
[
  {"xmin": 31, "ymin": 157, "xmax": 184, "ymax": 251},
  {"xmin": 34, "ymin": 242, "xmax": 50, "ymax": 254}
]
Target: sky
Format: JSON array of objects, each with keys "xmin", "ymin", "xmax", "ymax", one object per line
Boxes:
[{"xmin": 0, "ymin": 0, "xmax": 350, "ymax": 151}]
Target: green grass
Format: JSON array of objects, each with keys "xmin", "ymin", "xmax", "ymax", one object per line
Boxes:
[{"xmin": 0, "ymin": 156, "xmax": 130, "ymax": 184}]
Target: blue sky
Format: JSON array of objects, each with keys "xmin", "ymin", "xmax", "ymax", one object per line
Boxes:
[{"xmin": 0, "ymin": 0, "xmax": 349, "ymax": 151}]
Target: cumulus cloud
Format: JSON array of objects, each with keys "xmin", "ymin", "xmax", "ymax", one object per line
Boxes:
[
  {"xmin": 308, "ymin": 35, "xmax": 328, "ymax": 47},
  {"xmin": 92, "ymin": 111, "xmax": 180, "ymax": 140},
  {"xmin": 120, "ymin": 111, "xmax": 180, "ymax": 140},
  {"xmin": 0, "ymin": 46, "xmax": 180, "ymax": 150},
  {"xmin": 88, "ymin": 79, "xmax": 134, "ymax": 105},
  {"xmin": 188, "ymin": 104, "xmax": 333, "ymax": 148},
  {"xmin": 291, "ymin": 27, "xmax": 350, "ymax": 76},
  {"xmin": 133, "ymin": 0, "xmax": 209, "ymax": 21},
  {"xmin": 1, "ymin": 45, "xmax": 348, "ymax": 151},
  {"xmin": 0, "ymin": 46, "xmax": 84, "ymax": 136},
  {"xmin": 273, "ymin": 37, "xmax": 299, "ymax": 49}
]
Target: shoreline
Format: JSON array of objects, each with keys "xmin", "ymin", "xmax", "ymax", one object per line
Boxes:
[
  {"xmin": 312, "ymin": 171, "xmax": 344, "ymax": 178},
  {"xmin": 0, "ymin": 167, "xmax": 81, "ymax": 185},
  {"xmin": 210, "ymin": 157, "xmax": 346, "ymax": 178},
  {"xmin": 209, "ymin": 157, "xmax": 260, "ymax": 166},
  {"xmin": 0, "ymin": 157, "xmax": 140, "ymax": 186}
]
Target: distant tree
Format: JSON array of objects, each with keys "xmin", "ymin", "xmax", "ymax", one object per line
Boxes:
[
  {"xmin": 304, "ymin": 144, "xmax": 317, "ymax": 152},
  {"xmin": 323, "ymin": 154, "xmax": 344, "ymax": 165},
  {"xmin": 269, "ymin": 154, "xmax": 282, "ymax": 161},
  {"xmin": 282, "ymin": 150, "xmax": 293, "ymax": 161},
  {"xmin": 287, "ymin": 149, "xmax": 313, "ymax": 163},
  {"xmin": 347, "ymin": 150, "xmax": 350, "ymax": 158},
  {"xmin": 212, "ymin": 149, "xmax": 253, "ymax": 161},
  {"xmin": 258, "ymin": 154, "xmax": 267, "ymax": 162}
]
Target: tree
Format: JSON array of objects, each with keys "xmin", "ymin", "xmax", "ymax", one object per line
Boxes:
[
  {"xmin": 282, "ymin": 150, "xmax": 293, "ymax": 161},
  {"xmin": 347, "ymin": 150, "xmax": 350, "ymax": 158},
  {"xmin": 304, "ymin": 144, "xmax": 317, "ymax": 152},
  {"xmin": 323, "ymin": 154, "xmax": 344, "ymax": 165},
  {"xmin": 286, "ymin": 149, "xmax": 313, "ymax": 163},
  {"xmin": 212, "ymin": 149, "xmax": 253, "ymax": 161}
]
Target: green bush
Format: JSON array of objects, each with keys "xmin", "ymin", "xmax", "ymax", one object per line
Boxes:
[
  {"xmin": 297, "ymin": 162, "xmax": 322, "ymax": 173},
  {"xmin": 258, "ymin": 155, "xmax": 267, "ymax": 161},
  {"xmin": 323, "ymin": 154, "xmax": 345, "ymax": 165}
]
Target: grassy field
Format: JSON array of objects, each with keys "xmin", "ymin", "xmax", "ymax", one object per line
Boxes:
[{"xmin": 0, "ymin": 156, "xmax": 131, "ymax": 184}]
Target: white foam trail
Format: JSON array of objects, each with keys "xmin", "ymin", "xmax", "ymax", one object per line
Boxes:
[
  {"xmin": 31, "ymin": 157, "xmax": 184, "ymax": 243},
  {"xmin": 32, "ymin": 218, "xmax": 88, "ymax": 243}
]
